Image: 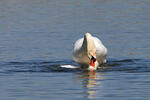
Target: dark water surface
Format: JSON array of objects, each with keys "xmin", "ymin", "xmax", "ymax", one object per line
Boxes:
[{"xmin": 0, "ymin": 0, "xmax": 150, "ymax": 100}]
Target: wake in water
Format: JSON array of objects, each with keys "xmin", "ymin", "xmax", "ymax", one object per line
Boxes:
[{"xmin": 0, "ymin": 58, "xmax": 150, "ymax": 73}]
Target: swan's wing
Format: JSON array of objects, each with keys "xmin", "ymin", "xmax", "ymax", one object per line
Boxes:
[
  {"xmin": 72, "ymin": 38, "xmax": 84, "ymax": 62},
  {"xmin": 72, "ymin": 37, "xmax": 90, "ymax": 65},
  {"xmin": 73, "ymin": 38, "xmax": 83, "ymax": 53},
  {"xmin": 93, "ymin": 37, "xmax": 107, "ymax": 63}
]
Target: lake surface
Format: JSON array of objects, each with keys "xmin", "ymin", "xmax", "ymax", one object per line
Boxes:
[{"xmin": 0, "ymin": 0, "xmax": 150, "ymax": 100}]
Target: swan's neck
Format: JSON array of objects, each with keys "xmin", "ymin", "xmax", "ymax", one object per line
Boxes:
[{"xmin": 82, "ymin": 33, "xmax": 96, "ymax": 56}]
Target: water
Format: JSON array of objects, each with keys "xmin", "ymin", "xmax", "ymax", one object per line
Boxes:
[{"xmin": 0, "ymin": 0, "xmax": 150, "ymax": 100}]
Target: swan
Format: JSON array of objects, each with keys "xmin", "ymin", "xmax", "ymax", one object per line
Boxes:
[{"xmin": 72, "ymin": 33, "xmax": 107, "ymax": 70}]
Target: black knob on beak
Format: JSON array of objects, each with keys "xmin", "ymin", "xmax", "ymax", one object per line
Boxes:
[{"xmin": 91, "ymin": 56, "xmax": 96, "ymax": 62}]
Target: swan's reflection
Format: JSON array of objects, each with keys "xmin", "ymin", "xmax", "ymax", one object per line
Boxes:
[{"xmin": 75, "ymin": 70, "xmax": 104, "ymax": 99}]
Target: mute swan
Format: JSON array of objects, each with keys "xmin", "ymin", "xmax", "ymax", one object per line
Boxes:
[{"xmin": 72, "ymin": 33, "xmax": 107, "ymax": 70}]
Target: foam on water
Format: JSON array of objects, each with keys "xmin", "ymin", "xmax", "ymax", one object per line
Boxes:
[{"xmin": 60, "ymin": 65, "xmax": 78, "ymax": 69}]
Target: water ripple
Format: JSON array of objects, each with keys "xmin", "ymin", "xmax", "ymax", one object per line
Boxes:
[{"xmin": 0, "ymin": 59, "xmax": 150, "ymax": 73}]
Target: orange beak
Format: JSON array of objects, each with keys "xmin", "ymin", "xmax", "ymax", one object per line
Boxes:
[{"xmin": 91, "ymin": 56, "xmax": 96, "ymax": 67}]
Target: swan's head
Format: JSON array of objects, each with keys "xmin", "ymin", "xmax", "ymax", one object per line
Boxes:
[
  {"xmin": 87, "ymin": 48, "xmax": 98, "ymax": 70},
  {"xmin": 84, "ymin": 33, "xmax": 98, "ymax": 70},
  {"xmin": 88, "ymin": 56, "xmax": 98, "ymax": 70}
]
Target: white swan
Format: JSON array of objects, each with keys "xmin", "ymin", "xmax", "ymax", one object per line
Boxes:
[{"xmin": 72, "ymin": 33, "xmax": 107, "ymax": 70}]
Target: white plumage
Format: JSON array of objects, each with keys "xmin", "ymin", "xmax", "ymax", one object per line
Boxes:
[{"xmin": 72, "ymin": 33, "xmax": 107, "ymax": 70}]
